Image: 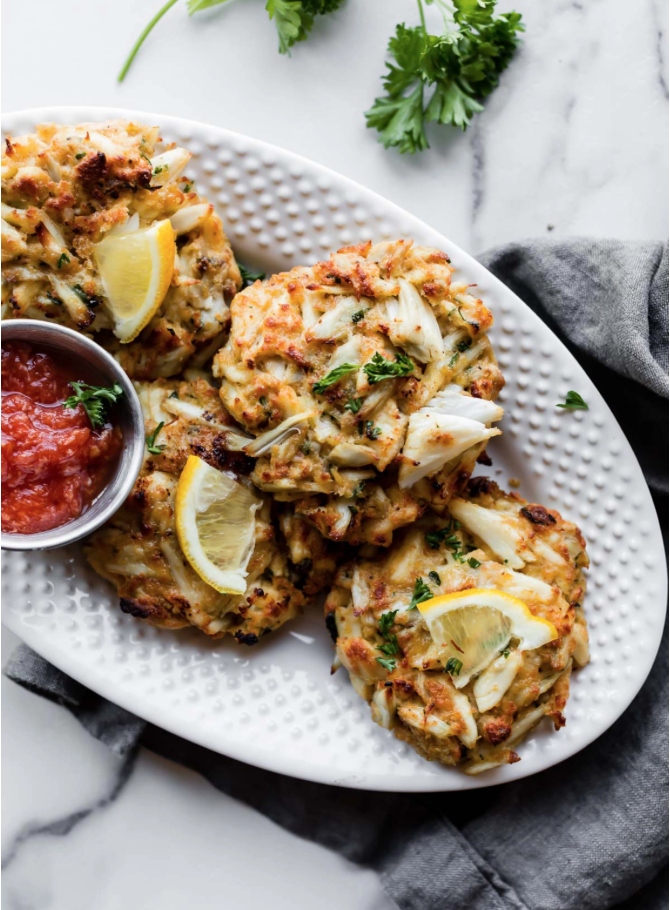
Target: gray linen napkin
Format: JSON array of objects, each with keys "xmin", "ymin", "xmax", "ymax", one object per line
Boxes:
[{"xmin": 5, "ymin": 239, "xmax": 669, "ymax": 910}]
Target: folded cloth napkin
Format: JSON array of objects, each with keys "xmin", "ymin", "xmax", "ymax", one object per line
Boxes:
[{"xmin": 5, "ymin": 239, "xmax": 669, "ymax": 910}]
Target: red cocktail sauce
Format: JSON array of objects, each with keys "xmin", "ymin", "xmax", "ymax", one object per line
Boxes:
[{"xmin": 1, "ymin": 341, "xmax": 122, "ymax": 535}]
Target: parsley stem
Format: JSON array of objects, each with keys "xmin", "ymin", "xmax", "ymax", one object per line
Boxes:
[
  {"xmin": 118, "ymin": 0, "xmax": 180, "ymax": 82},
  {"xmin": 417, "ymin": 0, "xmax": 427, "ymax": 34}
]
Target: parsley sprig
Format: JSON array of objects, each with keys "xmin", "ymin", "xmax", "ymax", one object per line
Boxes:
[
  {"xmin": 363, "ymin": 351, "xmax": 415, "ymax": 384},
  {"xmin": 118, "ymin": 0, "xmax": 344, "ymax": 81},
  {"xmin": 376, "ymin": 609, "xmax": 400, "ymax": 672},
  {"xmin": 63, "ymin": 381, "xmax": 124, "ymax": 430},
  {"xmin": 366, "ymin": 0, "xmax": 524, "ymax": 154},
  {"xmin": 266, "ymin": 0, "xmax": 344, "ymax": 54}
]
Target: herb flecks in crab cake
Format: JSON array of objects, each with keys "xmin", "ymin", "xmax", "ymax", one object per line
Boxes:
[
  {"xmin": 325, "ymin": 479, "xmax": 589, "ymax": 773},
  {"xmin": 85, "ymin": 375, "xmax": 336, "ymax": 642},
  {"xmin": 1, "ymin": 120, "xmax": 241, "ymax": 378},
  {"xmin": 213, "ymin": 240, "xmax": 504, "ymax": 546}
]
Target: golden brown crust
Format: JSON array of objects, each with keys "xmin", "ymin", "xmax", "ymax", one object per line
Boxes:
[
  {"xmin": 85, "ymin": 376, "xmax": 333, "ymax": 642},
  {"xmin": 325, "ymin": 481, "xmax": 589, "ymax": 773},
  {"xmin": 213, "ymin": 239, "xmax": 503, "ymax": 545},
  {"xmin": 2, "ymin": 120, "xmax": 241, "ymax": 378}
]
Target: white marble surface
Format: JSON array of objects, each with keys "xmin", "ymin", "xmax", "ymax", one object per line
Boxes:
[{"xmin": 2, "ymin": 0, "xmax": 668, "ymax": 907}]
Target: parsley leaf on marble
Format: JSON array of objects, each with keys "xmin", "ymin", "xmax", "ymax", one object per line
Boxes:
[
  {"xmin": 366, "ymin": 0, "xmax": 524, "ymax": 154},
  {"xmin": 119, "ymin": 0, "xmax": 344, "ymax": 81}
]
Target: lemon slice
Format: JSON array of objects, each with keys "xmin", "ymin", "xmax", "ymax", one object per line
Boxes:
[
  {"xmin": 418, "ymin": 588, "xmax": 558, "ymax": 688},
  {"xmin": 94, "ymin": 219, "xmax": 175, "ymax": 343},
  {"xmin": 175, "ymin": 455, "xmax": 261, "ymax": 595}
]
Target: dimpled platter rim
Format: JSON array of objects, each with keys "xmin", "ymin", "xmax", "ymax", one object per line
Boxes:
[{"xmin": 1, "ymin": 106, "xmax": 666, "ymax": 792}]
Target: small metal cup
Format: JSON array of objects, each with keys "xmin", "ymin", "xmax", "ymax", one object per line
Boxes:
[{"xmin": 1, "ymin": 320, "xmax": 144, "ymax": 550}]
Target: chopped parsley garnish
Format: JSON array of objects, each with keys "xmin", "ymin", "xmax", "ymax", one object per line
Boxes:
[
  {"xmin": 467, "ymin": 557, "xmax": 481, "ymax": 569},
  {"xmin": 301, "ymin": 441, "xmax": 311, "ymax": 455},
  {"xmin": 500, "ymin": 648, "xmax": 510, "ymax": 659},
  {"xmin": 72, "ymin": 284, "xmax": 91, "ymax": 304},
  {"xmin": 425, "ymin": 520, "xmax": 462, "ymax": 554},
  {"xmin": 344, "ymin": 396, "xmax": 363, "ymax": 414},
  {"xmin": 351, "ymin": 309, "xmax": 367, "ymax": 324},
  {"xmin": 364, "ymin": 420, "xmax": 382, "ymax": 440},
  {"xmin": 146, "ymin": 421, "xmax": 166, "ymax": 454},
  {"xmin": 57, "ymin": 252, "xmax": 70, "ymax": 269},
  {"xmin": 557, "ymin": 391, "xmax": 588, "ymax": 411},
  {"xmin": 75, "ymin": 152, "xmax": 86, "ymax": 160},
  {"xmin": 63, "ymin": 381, "xmax": 124, "ymax": 430},
  {"xmin": 408, "ymin": 576, "xmax": 432, "ymax": 611},
  {"xmin": 363, "ymin": 351, "xmax": 414, "ymax": 384},
  {"xmin": 457, "ymin": 306, "xmax": 479, "ymax": 330},
  {"xmin": 152, "ymin": 164, "xmax": 167, "ymax": 176},
  {"xmin": 428, "ymin": 570, "xmax": 441, "ymax": 585},
  {"xmin": 377, "ymin": 640, "xmax": 399, "ymax": 657},
  {"xmin": 313, "ymin": 363, "xmax": 359, "ymax": 394},
  {"xmin": 445, "ymin": 657, "xmax": 464, "ymax": 677},
  {"xmin": 376, "ymin": 609, "xmax": 399, "ymax": 672},
  {"xmin": 449, "ymin": 337, "xmax": 472, "ymax": 366},
  {"xmin": 183, "ymin": 183, "xmax": 192, "ymax": 192},
  {"xmin": 239, "ymin": 263, "xmax": 266, "ymax": 288},
  {"xmin": 378, "ymin": 610, "xmax": 398, "ymax": 638}
]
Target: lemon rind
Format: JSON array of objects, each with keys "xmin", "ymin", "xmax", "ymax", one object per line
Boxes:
[
  {"xmin": 175, "ymin": 455, "xmax": 259, "ymax": 596},
  {"xmin": 418, "ymin": 587, "xmax": 558, "ymax": 652}
]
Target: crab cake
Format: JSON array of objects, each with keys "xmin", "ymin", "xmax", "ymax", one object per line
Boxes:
[
  {"xmin": 213, "ymin": 240, "xmax": 504, "ymax": 545},
  {"xmin": 325, "ymin": 479, "xmax": 589, "ymax": 773},
  {"xmin": 1, "ymin": 120, "xmax": 241, "ymax": 378},
  {"xmin": 85, "ymin": 375, "xmax": 335, "ymax": 642}
]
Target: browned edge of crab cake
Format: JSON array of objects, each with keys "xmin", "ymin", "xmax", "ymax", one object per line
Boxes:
[
  {"xmin": 1, "ymin": 120, "xmax": 241, "ymax": 378},
  {"xmin": 85, "ymin": 376, "xmax": 337, "ymax": 642},
  {"xmin": 324, "ymin": 478, "xmax": 589, "ymax": 773},
  {"xmin": 213, "ymin": 239, "xmax": 504, "ymax": 546}
]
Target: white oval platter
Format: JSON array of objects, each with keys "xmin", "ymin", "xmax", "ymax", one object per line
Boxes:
[{"xmin": 1, "ymin": 106, "xmax": 666, "ymax": 792}]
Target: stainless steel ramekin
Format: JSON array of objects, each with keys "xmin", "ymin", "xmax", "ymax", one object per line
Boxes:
[{"xmin": 1, "ymin": 320, "xmax": 145, "ymax": 551}]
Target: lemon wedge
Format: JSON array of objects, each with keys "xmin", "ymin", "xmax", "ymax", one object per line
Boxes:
[
  {"xmin": 175, "ymin": 455, "xmax": 261, "ymax": 595},
  {"xmin": 94, "ymin": 219, "xmax": 175, "ymax": 343},
  {"xmin": 418, "ymin": 588, "xmax": 558, "ymax": 688}
]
